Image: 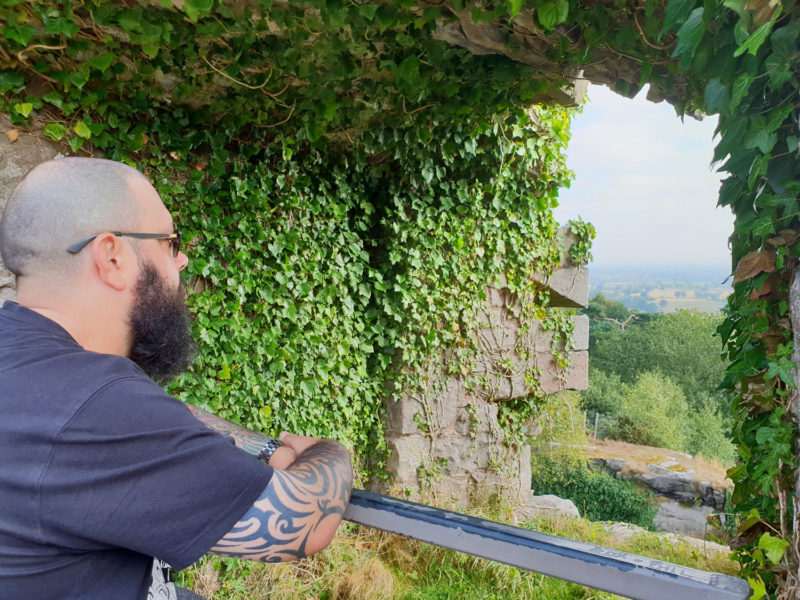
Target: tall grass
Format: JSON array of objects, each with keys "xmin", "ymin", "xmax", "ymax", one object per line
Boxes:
[{"xmin": 179, "ymin": 509, "xmax": 738, "ymax": 599}]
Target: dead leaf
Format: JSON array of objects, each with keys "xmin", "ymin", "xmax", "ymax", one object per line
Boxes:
[
  {"xmin": 746, "ymin": 0, "xmax": 780, "ymax": 26},
  {"xmin": 767, "ymin": 229, "xmax": 799, "ymax": 247},
  {"xmin": 754, "ymin": 329, "xmax": 784, "ymax": 355},
  {"xmin": 749, "ymin": 273, "xmax": 779, "ymax": 299},
  {"xmin": 169, "ymin": 151, "xmax": 180, "ymax": 160},
  {"xmin": 734, "ymin": 250, "xmax": 776, "ymax": 284},
  {"xmin": 5, "ymin": 129, "xmax": 19, "ymax": 142},
  {"xmin": 192, "ymin": 160, "xmax": 208, "ymax": 171}
]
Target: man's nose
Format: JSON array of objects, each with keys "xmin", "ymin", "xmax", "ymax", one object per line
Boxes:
[{"xmin": 175, "ymin": 251, "xmax": 189, "ymax": 271}]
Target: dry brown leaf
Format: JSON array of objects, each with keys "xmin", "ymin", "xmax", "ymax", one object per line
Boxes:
[
  {"xmin": 767, "ymin": 229, "xmax": 799, "ymax": 247},
  {"xmin": 169, "ymin": 151, "xmax": 180, "ymax": 159},
  {"xmin": 754, "ymin": 330, "xmax": 784, "ymax": 355},
  {"xmin": 5, "ymin": 129, "xmax": 19, "ymax": 142},
  {"xmin": 192, "ymin": 160, "xmax": 208, "ymax": 171},
  {"xmin": 746, "ymin": 0, "xmax": 780, "ymax": 26},
  {"xmin": 749, "ymin": 273, "xmax": 779, "ymax": 299},
  {"xmin": 734, "ymin": 250, "xmax": 776, "ymax": 284}
]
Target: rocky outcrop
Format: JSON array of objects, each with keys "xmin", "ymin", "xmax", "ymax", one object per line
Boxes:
[
  {"xmin": 590, "ymin": 453, "xmax": 727, "ymax": 511},
  {"xmin": 586, "ymin": 440, "xmax": 731, "ymax": 538}
]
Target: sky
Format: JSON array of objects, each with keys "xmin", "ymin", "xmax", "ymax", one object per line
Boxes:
[{"xmin": 552, "ymin": 84, "xmax": 734, "ymax": 269}]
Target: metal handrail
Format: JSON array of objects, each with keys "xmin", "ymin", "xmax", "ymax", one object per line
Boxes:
[{"xmin": 344, "ymin": 489, "xmax": 751, "ymax": 600}]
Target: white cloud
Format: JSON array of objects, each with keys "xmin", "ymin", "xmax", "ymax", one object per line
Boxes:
[{"xmin": 554, "ymin": 84, "xmax": 733, "ymax": 267}]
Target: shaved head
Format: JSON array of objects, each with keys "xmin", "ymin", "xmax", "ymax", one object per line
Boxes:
[{"xmin": 0, "ymin": 158, "xmax": 147, "ymax": 280}]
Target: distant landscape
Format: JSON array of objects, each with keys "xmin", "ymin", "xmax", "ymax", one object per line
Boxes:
[{"xmin": 589, "ymin": 264, "xmax": 732, "ymax": 313}]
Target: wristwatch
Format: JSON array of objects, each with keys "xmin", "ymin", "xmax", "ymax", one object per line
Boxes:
[{"xmin": 257, "ymin": 438, "xmax": 284, "ymax": 464}]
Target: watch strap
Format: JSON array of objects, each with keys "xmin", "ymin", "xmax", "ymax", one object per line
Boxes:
[{"xmin": 257, "ymin": 438, "xmax": 284, "ymax": 464}]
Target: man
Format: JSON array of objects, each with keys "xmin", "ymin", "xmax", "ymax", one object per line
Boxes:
[{"xmin": 0, "ymin": 157, "xmax": 354, "ymax": 599}]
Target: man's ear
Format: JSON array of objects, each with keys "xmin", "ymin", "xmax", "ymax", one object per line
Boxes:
[{"xmin": 89, "ymin": 233, "xmax": 132, "ymax": 291}]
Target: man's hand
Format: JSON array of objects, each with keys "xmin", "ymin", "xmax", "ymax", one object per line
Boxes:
[{"xmin": 267, "ymin": 441, "xmax": 297, "ymax": 469}]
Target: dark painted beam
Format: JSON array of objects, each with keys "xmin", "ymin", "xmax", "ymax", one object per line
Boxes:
[{"xmin": 344, "ymin": 489, "xmax": 750, "ymax": 600}]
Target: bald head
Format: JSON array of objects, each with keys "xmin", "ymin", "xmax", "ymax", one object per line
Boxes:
[{"xmin": 0, "ymin": 158, "xmax": 149, "ymax": 281}]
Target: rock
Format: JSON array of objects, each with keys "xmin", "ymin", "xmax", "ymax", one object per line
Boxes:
[
  {"xmin": 654, "ymin": 500, "xmax": 716, "ymax": 538},
  {"xmin": 513, "ymin": 493, "xmax": 580, "ymax": 523}
]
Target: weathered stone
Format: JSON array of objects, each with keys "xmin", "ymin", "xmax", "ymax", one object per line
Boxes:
[
  {"xmin": 387, "ymin": 435, "xmax": 430, "ymax": 486},
  {"xmin": 536, "ymin": 350, "xmax": 589, "ymax": 394},
  {"xmin": 654, "ymin": 501, "xmax": 716, "ymax": 538},
  {"xmin": 533, "ymin": 314, "xmax": 589, "ymax": 352},
  {"xmin": 513, "ymin": 492, "xmax": 580, "ymax": 522},
  {"xmin": 534, "ymin": 265, "xmax": 589, "ymax": 308}
]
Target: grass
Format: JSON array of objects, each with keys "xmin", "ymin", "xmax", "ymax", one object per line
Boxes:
[{"xmin": 178, "ymin": 506, "xmax": 739, "ymax": 599}]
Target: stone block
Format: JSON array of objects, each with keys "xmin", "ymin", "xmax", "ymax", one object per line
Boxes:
[
  {"xmin": 534, "ymin": 265, "xmax": 589, "ymax": 308},
  {"xmin": 533, "ymin": 314, "xmax": 589, "ymax": 352},
  {"xmin": 571, "ymin": 315, "xmax": 589, "ymax": 351},
  {"xmin": 537, "ymin": 350, "xmax": 588, "ymax": 394},
  {"xmin": 387, "ymin": 435, "xmax": 430, "ymax": 485},
  {"xmin": 384, "ymin": 395, "xmax": 425, "ymax": 436}
]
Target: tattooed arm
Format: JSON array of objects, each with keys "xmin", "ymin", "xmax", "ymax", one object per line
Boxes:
[
  {"xmin": 185, "ymin": 404, "xmax": 297, "ymax": 468},
  {"xmin": 210, "ymin": 433, "xmax": 354, "ymax": 561}
]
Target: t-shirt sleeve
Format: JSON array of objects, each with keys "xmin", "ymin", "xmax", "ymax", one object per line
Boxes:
[{"xmin": 39, "ymin": 375, "xmax": 273, "ymax": 570}]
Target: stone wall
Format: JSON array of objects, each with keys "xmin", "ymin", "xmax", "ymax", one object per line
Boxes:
[
  {"xmin": 385, "ymin": 234, "xmax": 589, "ymax": 507},
  {"xmin": 0, "ymin": 115, "xmax": 70, "ymax": 303}
]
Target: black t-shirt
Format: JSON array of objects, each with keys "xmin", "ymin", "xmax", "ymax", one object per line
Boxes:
[{"xmin": 0, "ymin": 301, "xmax": 273, "ymax": 599}]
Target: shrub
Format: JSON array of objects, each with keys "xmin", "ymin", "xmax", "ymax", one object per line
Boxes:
[
  {"xmin": 530, "ymin": 455, "xmax": 657, "ymax": 528},
  {"xmin": 609, "ymin": 371, "xmax": 689, "ymax": 451}
]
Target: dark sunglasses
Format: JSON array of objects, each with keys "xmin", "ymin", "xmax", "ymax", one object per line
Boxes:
[{"xmin": 67, "ymin": 230, "xmax": 182, "ymax": 258}]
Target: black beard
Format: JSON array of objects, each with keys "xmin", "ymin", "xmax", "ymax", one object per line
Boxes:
[{"xmin": 128, "ymin": 263, "xmax": 195, "ymax": 385}]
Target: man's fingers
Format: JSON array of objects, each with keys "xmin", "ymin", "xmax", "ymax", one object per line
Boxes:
[{"xmin": 279, "ymin": 432, "xmax": 322, "ymax": 455}]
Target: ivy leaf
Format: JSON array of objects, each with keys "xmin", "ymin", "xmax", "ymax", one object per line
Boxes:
[
  {"xmin": 300, "ymin": 379, "xmax": 316, "ymax": 395},
  {"xmin": 397, "ymin": 56, "xmax": 420, "ymax": 82},
  {"xmin": 73, "ymin": 121, "xmax": 92, "ymax": 139},
  {"xmin": 44, "ymin": 122, "xmax": 68, "ymax": 141},
  {"xmin": 0, "ymin": 71, "xmax": 25, "ymax": 93},
  {"xmin": 183, "ymin": 0, "xmax": 214, "ymax": 22},
  {"xmin": 508, "ymin": 0, "xmax": 524, "ymax": 18},
  {"xmin": 748, "ymin": 576, "xmax": 767, "ymax": 600},
  {"xmin": 729, "ymin": 73, "xmax": 754, "ymax": 110},
  {"xmin": 734, "ymin": 6, "xmax": 781, "ymax": 57},
  {"xmin": 44, "ymin": 17, "xmax": 79, "ymax": 37},
  {"xmin": 88, "ymin": 52, "xmax": 115, "ymax": 73},
  {"xmin": 537, "ymin": 0, "xmax": 569, "ymax": 30},
  {"xmin": 659, "ymin": 0, "xmax": 696, "ymax": 39},
  {"xmin": 2, "ymin": 23, "xmax": 36, "ymax": 47},
  {"xmin": 766, "ymin": 357, "xmax": 796, "ymax": 387},
  {"xmin": 672, "ymin": 8, "xmax": 705, "ymax": 65},
  {"xmin": 759, "ymin": 533, "xmax": 790, "ymax": 565},
  {"xmin": 704, "ymin": 78, "xmax": 730, "ymax": 114},
  {"xmin": 68, "ymin": 70, "xmax": 90, "ymax": 90},
  {"xmin": 13, "ymin": 103, "xmax": 33, "ymax": 117}
]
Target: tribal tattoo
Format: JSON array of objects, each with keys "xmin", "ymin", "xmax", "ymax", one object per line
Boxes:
[
  {"xmin": 210, "ymin": 440, "xmax": 354, "ymax": 562},
  {"xmin": 185, "ymin": 404, "xmax": 272, "ymax": 455}
]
